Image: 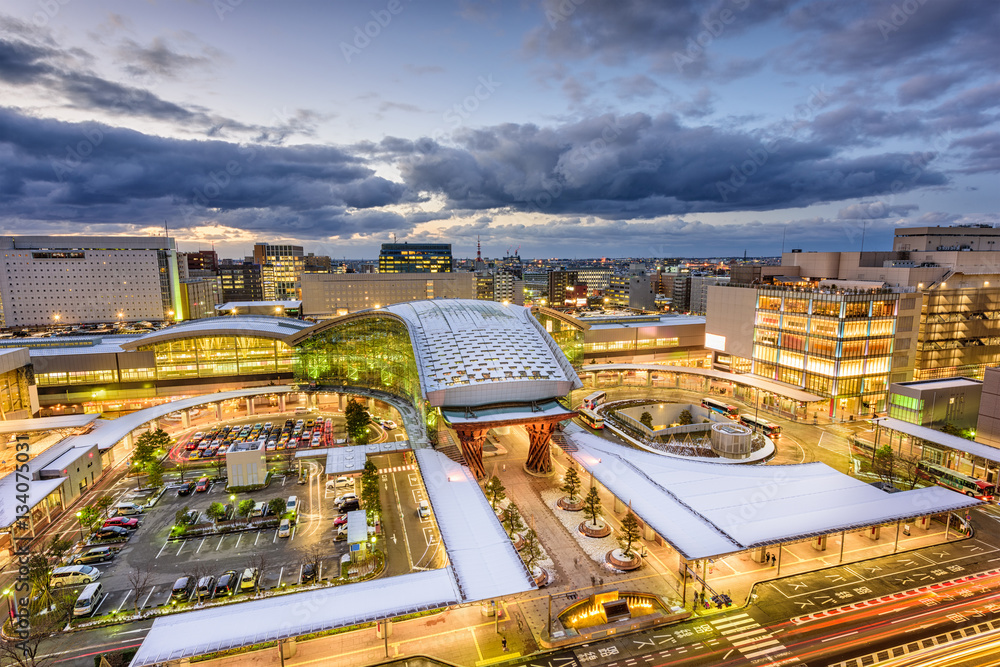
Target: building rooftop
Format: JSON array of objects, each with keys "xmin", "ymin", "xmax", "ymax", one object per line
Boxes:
[
  {"xmin": 216, "ymin": 300, "xmax": 302, "ymax": 310},
  {"xmin": 893, "ymin": 378, "xmax": 983, "ymax": 391},
  {"xmin": 119, "ymin": 315, "xmax": 311, "ymax": 349}
]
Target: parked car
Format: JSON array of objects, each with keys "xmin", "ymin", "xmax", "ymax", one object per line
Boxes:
[
  {"xmin": 214, "ymin": 570, "xmax": 239, "ymax": 598},
  {"xmin": 327, "ymin": 476, "xmax": 354, "ymax": 491},
  {"xmin": 94, "ymin": 526, "xmax": 129, "ymax": 541},
  {"xmin": 338, "ymin": 499, "xmax": 360, "ymax": 514},
  {"xmin": 180, "ymin": 510, "xmax": 200, "ymax": 525},
  {"xmin": 50, "ymin": 565, "xmax": 101, "ymax": 588},
  {"xmin": 333, "ymin": 525, "xmax": 348, "ymax": 542},
  {"xmin": 418, "ymin": 500, "xmax": 431, "ymax": 519},
  {"xmin": 195, "ymin": 477, "xmax": 210, "ymax": 492},
  {"xmin": 102, "ymin": 517, "xmax": 139, "ymax": 530},
  {"xmin": 196, "ymin": 576, "xmax": 216, "ymax": 600},
  {"xmin": 278, "ymin": 518, "xmax": 291, "ymax": 538},
  {"xmin": 301, "ymin": 563, "xmax": 317, "ymax": 584},
  {"xmin": 177, "ymin": 481, "xmax": 195, "ymax": 496},
  {"xmin": 71, "ymin": 547, "xmax": 115, "ymax": 565},
  {"xmin": 239, "ymin": 568, "xmax": 259, "ymax": 592},
  {"xmin": 334, "ymin": 493, "xmax": 357, "ymax": 507},
  {"xmin": 332, "ymin": 515, "xmax": 348, "ymax": 527},
  {"xmin": 170, "ymin": 576, "xmax": 195, "ymax": 603},
  {"xmin": 381, "ymin": 420, "xmax": 397, "ymax": 430}
]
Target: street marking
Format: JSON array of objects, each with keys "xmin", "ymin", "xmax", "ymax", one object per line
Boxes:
[
  {"xmin": 276, "ymin": 566, "xmax": 284, "ymax": 588},
  {"xmin": 176, "ymin": 541, "xmax": 185, "ymax": 556},
  {"xmin": 115, "ymin": 590, "xmax": 134, "ymax": 613},
  {"xmin": 196, "ymin": 538, "xmax": 206, "ymax": 553},
  {"xmin": 298, "ymin": 564, "xmax": 304, "ymax": 584},
  {"xmin": 155, "ymin": 539, "xmax": 170, "ymax": 559},
  {"xmin": 821, "ymin": 630, "xmax": 858, "ymax": 643},
  {"xmin": 216, "ymin": 535, "xmax": 226, "ymax": 551},
  {"xmin": 141, "ymin": 586, "xmax": 157, "ymax": 609}
]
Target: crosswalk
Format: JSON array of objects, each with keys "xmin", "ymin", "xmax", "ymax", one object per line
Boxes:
[
  {"xmin": 381, "ymin": 464, "xmax": 414, "ymax": 474},
  {"xmin": 712, "ymin": 613, "xmax": 799, "ymax": 665}
]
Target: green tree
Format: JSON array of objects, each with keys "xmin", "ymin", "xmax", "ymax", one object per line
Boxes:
[
  {"xmin": 484, "ymin": 475, "xmax": 506, "ymax": 511},
  {"xmin": 206, "ymin": 502, "xmax": 227, "ymax": 522},
  {"xmin": 77, "ymin": 506, "xmax": 102, "ymax": 535},
  {"xmin": 94, "ymin": 495, "xmax": 115, "ymax": 517},
  {"xmin": 237, "ymin": 498, "xmax": 256, "ymax": 518},
  {"xmin": 520, "ymin": 528, "xmax": 544, "ymax": 574},
  {"xmin": 617, "ymin": 510, "xmax": 642, "ymax": 558},
  {"xmin": 582, "ymin": 485, "xmax": 603, "ymax": 527},
  {"xmin": 132, "ymin": 431, "xmax": 157, "ymax": 470},
  {"xmin": 501, "ymin": 503, "xmax": 525, "ymax": 540},
  {"xmin": 345, "ymin": 401, "xmax": 372, "ymax": 445},
  {"xmin": 146, "ymin": 459, "xmax": 165, "ymax": 488},
  {"xmin": 268, "ymin": 497, "xmax": 287, "ymax": 517},
  {"xmin": 873, "ymin": 444, "xmax": 896, "ymax": 485},
  {"xmin": 27, "ymin": 552, "xmax": 55, "ymax": 610},
  {"xmin": 561, "ymin": 463, "xmax": 582, "ymax": 502},
  {"xmin": 361, "ymin": 460, "xmax": 381, "ymax": 523},
  {"xmin": 46, "ymin": 535, "xmax": 73, "ymax": 562},
  {"xmin": 640, "ymin": 411, "xmax": 653, "ymax": 429},
  {"xmin": 678, "ymin": 410, "xmax": 693, "ymax": 426},
  {"xmin": 175, "ymin": 506, "xmax": 190, "ymax": 526}
]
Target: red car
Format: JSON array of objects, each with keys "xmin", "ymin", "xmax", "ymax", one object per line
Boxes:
[
  {"xmin": 195, "ymin": 477, "xmax": 210, "ymax": 492},
  {"xmin": 103, "ymin": 517, "xmax": 139, "ymax": 530},
  {"xmin": 333, "ymin": 515, "xmax": 347, "ymax": 527}
]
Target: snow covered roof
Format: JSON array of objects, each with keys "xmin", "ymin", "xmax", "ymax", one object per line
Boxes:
[
  {"xmin": 0, "ymin": 475, "xmax": 65, "ymax": 527},
  {"xmin": 583, "ymin": 364, "xmax": 824, "ymax": 403},
  {"xmin": 323, "ymin": 442, "xmax": 411, "ymax": 475},
  {"xmin": 0, "ymin": 414, "xmax": 98, "ymax": 434},
  {"xmin": 217, "ymin": 300, "xmax": 302, "ymax": 309},
  {"xmin": 119, "ymin": 315, "xmax": 310, "ymax": 349},
  {"xmin": 128, "ymin": 569, "xmax": 459, "ymax": 667},
  {"xmin": 880, "ymin": 417, "xmax": 1000, "ymax": 464},
  {"xmin": 567, "ymin": 428, "xmax": 980, "ymax": 560},
  {"xmin": 441, "ymin": 399, "xmax": 575, "ymax": 425},
  {"xmin": 415, "ymin": 449, "xmax": 536, "ymax": 600},
  {"xmin": 58, "ymin": 386, "xmax": 294, "ymax": 452}
]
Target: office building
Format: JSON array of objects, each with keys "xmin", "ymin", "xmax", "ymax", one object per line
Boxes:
[
  {"xmin": 493, "ymin": 272, "xmax": 524, "ymax": 306},
  {"xmin": 0, "ymin": 235, "xmax": 181, "ymax": 326},
  {"xmin": 575, "ymin": 269, "xmax": 613, "ymax": 294},
  {"xmin": 300, "ymin": 272, "xmax": 475, "ymax": 316},
  {"xmin": 304, "ymin": 253, "xmax": 332, "ymax": 273},
  {"xmin": 689, "ymin": 274, "xmax": 729, "ymax": 315},
  {"xmin": 378, "ymin": 243, "xmax": 452, "ymax": 273},
  {"xmin": 547, "ymin": 271, "xmax": 578, "ymax": 307},
  {"xmin": 574, "ymin": 312, "xmax": 707, "ymax": 365},
  {"xmin": 184, "ymin": 250, "xmax": 219, "ymax": 273},
  {"xmin": 607, "ymin": 274, "xmax": 656, "ymax": 311},
  {"xmin": 179, "ymin": 277, "xmax": 224, "ymax": 321},
  {"xmin": 976, "ymin": 367, "xmax": 1000, "ymax": 447},
  {"xmin": 253, "ymin": 243, "xmax": 304, "ymax": 301},
  {"xmin": 218, "ymin": 259, "xmax": 264, "ymax": 303}
]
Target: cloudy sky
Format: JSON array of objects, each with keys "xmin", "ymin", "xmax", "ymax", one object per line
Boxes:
[{"xmin": 1, "ymin": 1, "xmax": 997, "ymax": 259}]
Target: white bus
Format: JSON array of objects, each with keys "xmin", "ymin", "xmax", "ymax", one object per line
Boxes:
[
  {"xmin": 582, "ymin": 391, "xmax": 607, "ymax": 411},
  {"xmin": 578, "ymin": 407, "xmax": 604, "ymax": 430},
  {"xmin": 702, "ymin": 397, "xmax": 739, "ymax": 418},
  {"xmin": 738, "ymin": 414, "xmax": 781, "ymax": 437}
]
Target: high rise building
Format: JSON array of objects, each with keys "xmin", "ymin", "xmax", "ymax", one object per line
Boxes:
[
  {"xmin": 179, "ymin": 277, "xmax": 223, "ymax": 320},
  {"xmin": 547, "ymin": 271, "xmax": 578, "ymax": 307},
  {"xmin": 607, "ymin": 274, "xmax": 656, "ymax": 311},
  {"xmin": 253, "ymin": 243, "xmax": 304, "ymax": 300},
  {"xmin": 493, "ymin": 271, "xmax": 524, "ymax": 305},
  {"xmin": 576, "ymin": 268, "xmax": 613, "ymax": 294},
  {"xmin": 705, "ymin": 225, "xmax": 1000, "ymax": 417},
  {"xmin": 378, "ymin": 243, "xmax": 452, "ymax": 273},
  {"xmin": 304, "ymin": 253, "xmax": 332, "ymax": 273},
  {"xmin": 0, "ymin": 235, "xmax": 181, "ymax": 326},
  {"xmin": 185, "ymin": 250, "xmax": 219, "ymax": 273},
  {"xmin": 218, "ymin": 259, "xmax": 264, "ymax": 302},
  {"xmin": 300, "ymin": 272, "xmax": 475, "ymax": 316}
]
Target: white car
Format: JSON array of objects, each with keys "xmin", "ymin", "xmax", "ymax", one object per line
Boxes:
[
  {"xmin": 418, "ymin": 500, "xmax": 431, "ymax": 519},
  {"xmin": 326, "ymin": 476, "xmax": 354, "ymax": 490},
  {"xmin": 278, "ymin": 518, "xmax": 291, "ymax": 538},
  {"xmin": 381, "ymin": 419, "xmax": 397, "ymax": 430}
]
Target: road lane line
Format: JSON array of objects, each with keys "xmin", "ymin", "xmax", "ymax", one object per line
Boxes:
[
  {"xmin": 235, "ymin": 533, "xmax": 243, "ymax": 549},
  {"xmin": 176, "ymin": 541, "xmax": 185, "ymax": 556},
  {"xmin": 276, "ymin": 566, "xmax": 284, "ymax": 588},
  {"xmin": 116, "ymin": 590, "xmax": 134, "ymax": 613},
  {"xmin": 216, "ymin": 535, "xmax": 226, "ymax": 551},
  {"xmin": 822, "ymin": 631, "xmax": 858, "ymax": 643},
  {"xmin": 196, "ymin": 538, "xmax": 206, "ymax": 553},
  {"xmin": 298, "ymin": 564, "xmax": 304, "ymax": 584},
  {"xmin": 255, "ymin": 530, "xmax": 262, "ymax": 545},
  {"xmin": 141, "ymin": 586, "xmax": 157, "ymax": 609}
]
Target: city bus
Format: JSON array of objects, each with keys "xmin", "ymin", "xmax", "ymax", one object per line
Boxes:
[
  {"xmin": 738, "ymin": 414, "xmax": 782, "ymax": 438},
  {"xmin": 917, "ymin": 461, "xmax": 995, "ymax": 500},
  {"xmin": 582, "ymin": 391, "xmax": 607, "ymax": 411},
  {"xmin": 578, "ymin": 408, "xmax": 604, "ymax": 430},
  {"xmin": 702, "ymin": 397, "xmax": 739, "ymax": 419}
]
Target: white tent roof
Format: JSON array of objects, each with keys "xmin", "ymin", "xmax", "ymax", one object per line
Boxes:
[
  {"xmin": 129, "ymin": 569, "xmax": 459, "ymax": 667},
  {"xmin": 0, "ymin": 475, "xmax": 65, "ymax": 527},
  {"xmin": 880, "ymin": 417, "xmax": 1000, "ymax": 464},
  {"xmin": 415, "ymin": 449, "xmax": 536, "ymax": 600},
  {"xmin": 323, "ymin": 442, "xmax": 411, "ymax": 475},
  {"xmin": 568, "ymin": 429, "xmax": 980, "ymax": 560},
  {"xmin": 0, "ymin": 414, "xmax": 98, "ymax": 435}
]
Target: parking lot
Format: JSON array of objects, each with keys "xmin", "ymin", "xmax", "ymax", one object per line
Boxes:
[{"xmin": 61, "ymin": 462, "xmax": 351, "ymax": 619}]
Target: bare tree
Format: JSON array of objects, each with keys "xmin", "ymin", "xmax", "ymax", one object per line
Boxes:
[
  {"xmin": 127, "ymin": 565, "xmax": 153, "ymax": 616},
  {"xmin": 0, "ymin": 588, "xmax": 74, "ymax": 667},
  {"xmin": 246, "ymin": 552, "xmax": 269, "ymax": 593}
]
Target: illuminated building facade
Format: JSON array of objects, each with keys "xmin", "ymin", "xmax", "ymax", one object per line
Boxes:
[
  {"xmin": 378, "ymin": 243, "xmax": 452, "ymax": 273},
  {"xmin": 253, "ymin": 243, "xmax": 304, "ymax": 301}
]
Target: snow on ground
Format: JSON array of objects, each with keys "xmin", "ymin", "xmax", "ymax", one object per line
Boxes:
[
  {"xmin": 494, "ymin": 498, "xmax": 556, "ymax": 584},
  {"xmin": 540, "ymin": 488, "xmax": 621, "ymax": 568}
]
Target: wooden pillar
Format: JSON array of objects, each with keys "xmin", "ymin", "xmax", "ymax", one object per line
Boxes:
[
  {"xmin": 454, "ymin": 426, "xmax": 488, "ymax": 480},
  {"xmin": 525, "ymin": 421, "xmax": 559, "ymax": 475}
]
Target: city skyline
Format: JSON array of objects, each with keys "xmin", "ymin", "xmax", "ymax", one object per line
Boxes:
[{"xmin": 0, "ymin": 1, "xmax": 997, "ymax": 259}]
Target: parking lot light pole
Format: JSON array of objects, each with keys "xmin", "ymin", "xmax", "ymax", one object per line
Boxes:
[{"xmin": 75, "ymin": 511, "xmax": 84, "ymax": 541}]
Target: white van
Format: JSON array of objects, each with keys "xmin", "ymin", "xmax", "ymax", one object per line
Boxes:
[
  {"xmin": 286, "ymin": 496, "xmax": 297, "ymax": 513},
  {"xmin": 73, "ymin": 582, "xmax": 104, "ymax": 617},
  {"xmin": 115, "ymin": 502, "xmax": 143, "ymax": 516},
  {"xmin": 51, "ymin": 565, "xmax": 101, "ymax": 588}
]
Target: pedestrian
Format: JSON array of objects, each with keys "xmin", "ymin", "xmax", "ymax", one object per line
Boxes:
[
  {"xmin": 502, "ymin": 463, "xmax": 506, "ymax": 472},
  {"xmin": 501, "ymin": 637, "xmax": 508, "ymax": 652},
  {"xmin": 771, "ymin": 554, "xmax": 776, "ymax": 567},
  {"xmin": 764, "ymin": 551, "xmax": 770, "ymax": 565}
]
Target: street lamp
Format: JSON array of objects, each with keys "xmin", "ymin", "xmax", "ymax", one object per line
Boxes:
[
  {"xmin": 75, "ymin": 511, "xmax": 84, "ymax": 541},
  {"xmin": 53, "ymin": 313, "xmax": 61, "ymax": 324}
]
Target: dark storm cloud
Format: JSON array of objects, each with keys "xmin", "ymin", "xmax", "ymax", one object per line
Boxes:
[
  {"xmin": 0, "ymin": 109, "xmax": 414, "ymax": 239},
  {"xmin": 809, "ymin": 105, "xmax": 926, "ymax": 147},
  {"xmin": 525, "ymin": 0, "xmax": 796, "ymax": 70},
  {"xmin": 386, "ymin": 112, "xmax": 947, "ymax": 216},
  {"xmin": 896, "ymin": 72, "xmax": 965, "ymax": 106},
  {"xmin": 837, "ymin": 202, "xmax": 918, "ymax": 220},
  {"xmin": 950, "ymin": 132, "xmax": 1000, "ymax": 174},
  {"xmin": 116, "ymin": 37, "xmax": 220, "ymax": 79}
]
